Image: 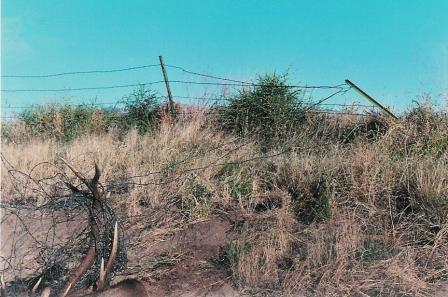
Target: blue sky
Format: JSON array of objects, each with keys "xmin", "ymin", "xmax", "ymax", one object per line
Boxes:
[{"xmin": 2, "ymin": 0, "xmax": 448, "ymax": 117}]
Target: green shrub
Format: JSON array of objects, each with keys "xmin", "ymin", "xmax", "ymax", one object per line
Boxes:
[
  {"xmin": 384, "ymin": 101, "xmax": 448, "ymax": 158},
  {"xmin": 4, "ymin": 86, "xmax": 163, "ymax": 142},
  {"xmin": 404, "ymin": 101, "xmax": 443, "ymax": 130},
  {"xmin": 218, "ymin": 73, "xmax": 307, "ymax": 148},
  {"xmin": 120, "ymin": 87, "xmax": 162, "ymax": 134},
  {"xmin": 17, "ymin": 103, "xmax": 118, "ymax": 142}
]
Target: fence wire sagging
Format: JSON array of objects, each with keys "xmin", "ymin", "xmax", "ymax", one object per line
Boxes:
[{"xmin": 1, "ymin": 59, "xmax": 387, "ymax": 121}]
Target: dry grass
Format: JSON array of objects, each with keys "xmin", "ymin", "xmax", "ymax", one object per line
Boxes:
[{"xmin": 2, "ymin": 109, "xmax": 448, "ymax": 296}]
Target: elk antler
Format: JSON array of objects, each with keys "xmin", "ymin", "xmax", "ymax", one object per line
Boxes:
[
  {"xmin": 96, "ymin": 221, "xmax": 118, "ymax": 291},
  {"xmin": 1, "ymin": 274, "xmax": 43, "ymax": 297},
  {"xmin": 40, "ymin": 287, "xmax": 51, "ymax": 297},
  {"xmin": 59, "ymin": 158, "xmax": 103, "ymax": 297},
  {"xmin": 60, "ymin": 158, "xmax": 102, "ymax": 201},
  {"xmin": 1, "ymin": 275, "xmax": 6, "ymax": 297},
  {"xmin": 31, "ymin": 276, "xmax": 43, "ymax": 293}
]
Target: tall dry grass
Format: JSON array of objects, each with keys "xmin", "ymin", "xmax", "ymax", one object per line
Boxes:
[{"xmin": 1, "ymin": 108, "xmax": 448, "ymax": 296}]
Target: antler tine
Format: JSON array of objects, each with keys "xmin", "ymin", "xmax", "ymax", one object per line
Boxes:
[
  {"xmin": 105, "ymin": 222, "xmax": 119, "ymax": 281},
  {"xmin": 40, "ymin": 287, "xmax": 51, "ymax": 297},
  {"xmin": 60, "ymin": 245, "xmax": 95, "ymax": 297},
  {"xmin": 60, "ymin": 157, "xmax": 88, "ymax": 183},
  {"xmin": 90, "ymin": 162, "xmax": 102, "ymax": 201},
  {"xmin": 97, "ymin": 221, "xmax": 119, "ymax": 291},
  {"xmin": 60, "ymin": 158, "xmax": 102, "ymax": 201},
  {"xmin": 1, "ymin": 275, "xmax": 6, "ymax": 297},
  {"xmin": 60, "ymin": 283, "xmax": 72, "ymax": 297},
  {"xmin": 31, "ymin": 276, "xmax": 43, "ymax": 293},
  {"xmin": 98, "ymin": 257, "xmax": 105, "ymax": 289},
  {"xmin": 92, "ymin": 162, "xmax": 101, "ymax": 184}
]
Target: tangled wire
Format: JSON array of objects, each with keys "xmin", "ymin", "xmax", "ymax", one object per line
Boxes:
[{"xmin": 1, "ymin": 160, "xmax": 127, "ymax": 296}]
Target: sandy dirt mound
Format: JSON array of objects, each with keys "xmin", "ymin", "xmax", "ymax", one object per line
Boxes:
[{"xmin": 123, "ymin": 211, "xmax": 241, "ymax": 297}]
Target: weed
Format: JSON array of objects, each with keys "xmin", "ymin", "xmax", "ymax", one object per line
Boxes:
[
  {"xmin": 218, "ymin": 73, "xmax": 307, "ymax": 148},
  {"xmin": 356, "ymin": 239, "xmax": 395, "ymax": 262},
  {"xmin": 277, "ymin": 163, "xmax": 332, "ymax": 224},
  {"xmin": 183, "ymin": 177, "xmax": 213, "ymax": 218},
  {"xmin": 227, "ymin": 177, "xmax": 252, "ymax": 201},
  {"xmin": 214, "ymin": 240, "xmax": 243, "ymax": 271}
]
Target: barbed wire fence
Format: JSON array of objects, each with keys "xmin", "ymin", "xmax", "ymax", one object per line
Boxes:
[
  {"xmin": 1, "ymin": 57, "xmax": 386, "ymax": 120},
  {"xmin": 0, "ymin": 57, "xmax": 390, "ymax": 295}
]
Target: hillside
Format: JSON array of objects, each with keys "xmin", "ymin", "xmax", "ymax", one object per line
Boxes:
[{"xmin": 1, "ymin": 87, "xmax": 448, "ymax": 296}]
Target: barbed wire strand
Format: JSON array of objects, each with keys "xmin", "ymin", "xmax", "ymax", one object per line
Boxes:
[
  {"xmin": 1, "ymin": 80, "xmax": 348, "ymax": 93},
  {"xmin": 2, "ymin": 62, "xmax": 345, "ymax": 91},
  {"xmin": 1, "ymin": 64, "xmax": 160, "ymax": 78}
]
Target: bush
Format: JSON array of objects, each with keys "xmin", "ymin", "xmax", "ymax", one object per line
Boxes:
[
  {"xmin": 16, "ymin": 103, "xmax": 118, "ymax": 142},
  {"xmin": 1, "ymin": 86, "xmax": 163, "ymax": 143},
  {"xmin": 120, "ymin": 87, "xmax": 162, "ymax": 134},
  {"xmin": 404, "ymin": 100, "xmax": 445, "ymax": 130},
  {"xmin": 218, "ymin": 74, "xmax": 307, "ymax": 147},
  {"xmin": 382, "ymin": 101, "xmax": 448, "ymax": 158}
]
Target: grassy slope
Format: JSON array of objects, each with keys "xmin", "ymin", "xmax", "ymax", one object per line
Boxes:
[{"xmin": 2, "ymin": 110, "xmax": 448, "ymax": 296}]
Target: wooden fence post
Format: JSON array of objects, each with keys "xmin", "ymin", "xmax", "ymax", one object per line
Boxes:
[
  {"xmin": 159, "ymin": 55, "xmax": 176, "ymax": 119},
  {"xmin": 345, "ymin": 79, "xmax": 398, "ymax": 120}
]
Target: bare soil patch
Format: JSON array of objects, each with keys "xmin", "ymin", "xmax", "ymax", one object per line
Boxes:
[
  {"xmin": 1, "ymin": 206, "xmax": 241, "ymax": 296},
  {"xmin": 124, "ymin": 210, "xmax": 241, "ymax": 296}
]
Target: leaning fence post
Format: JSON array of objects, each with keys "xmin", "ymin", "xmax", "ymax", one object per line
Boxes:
[
  {"xmin": 345, "ymin": 79, "xmax": 398, "ymax": 120},
  {"xmin": 159, "ymin": 55, "xmax": 176, "ymax": 120}
]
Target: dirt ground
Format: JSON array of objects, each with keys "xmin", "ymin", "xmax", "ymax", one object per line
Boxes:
[
  {"xmin": 1, "ymin": 206, "xmax": 447, "ymax": 297},
  {"xmin": 126, "ymin": 212, "xmax": 240, "ymax": 297},
  {"xmin": 0, "ymin": 206, "xmax": 242, "ymax": 296}
]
